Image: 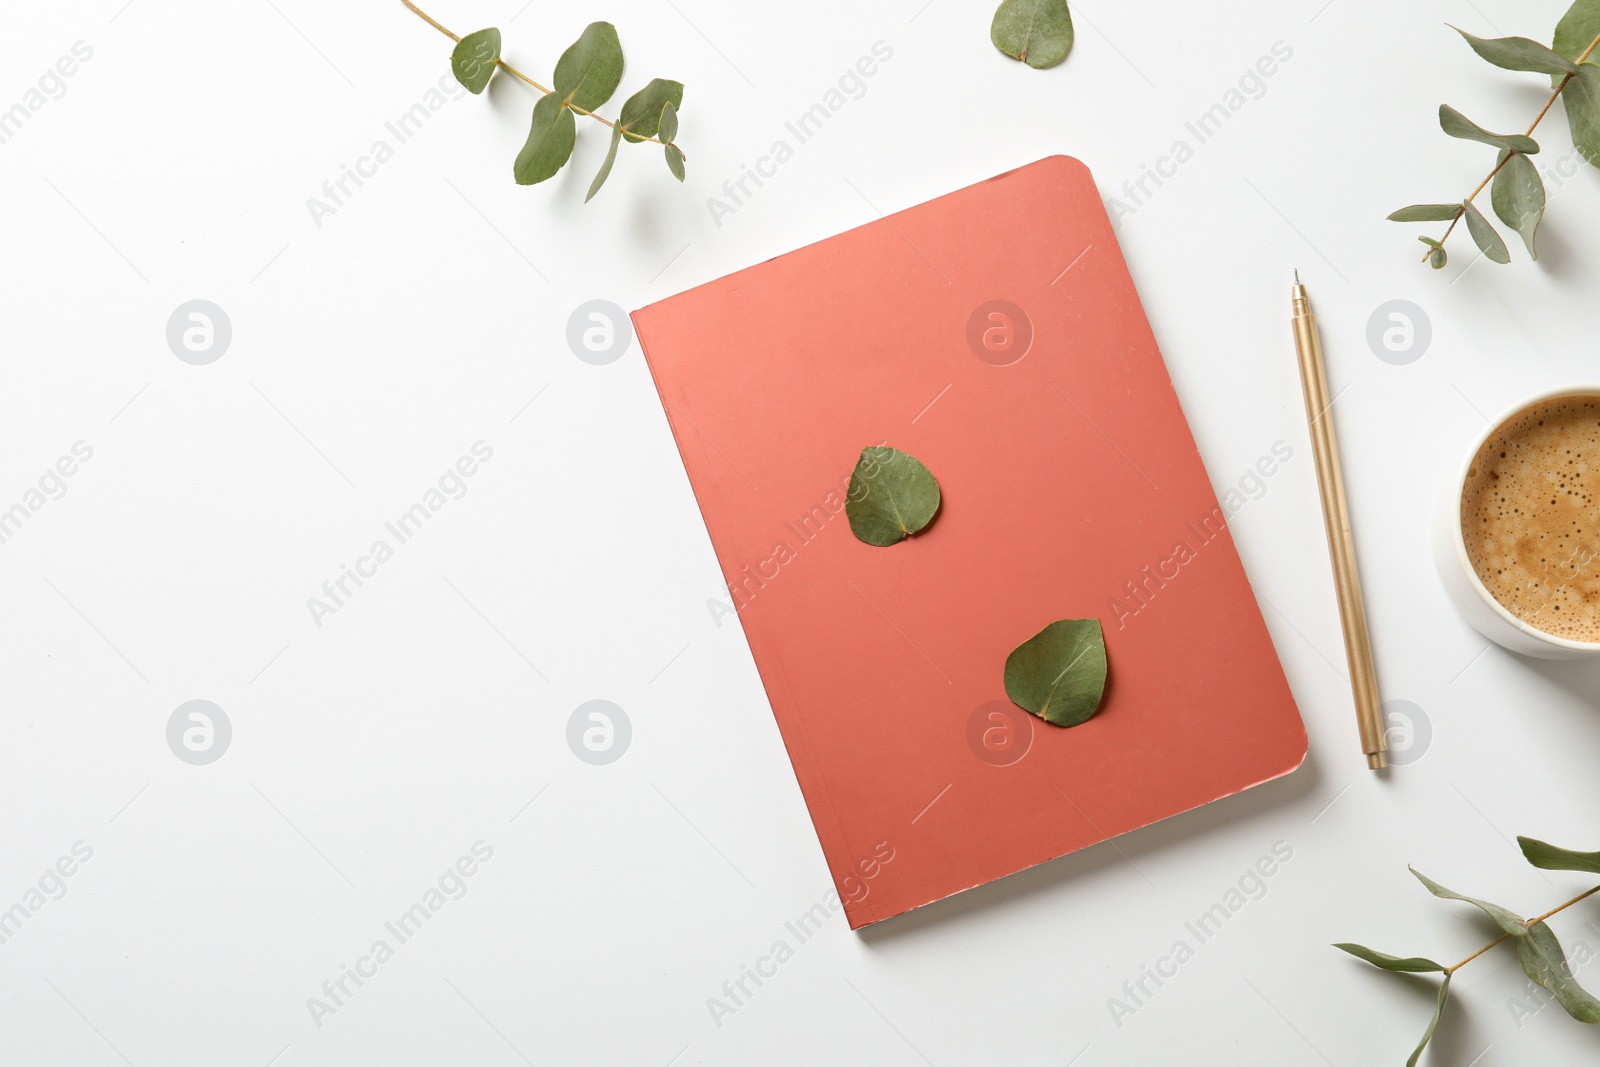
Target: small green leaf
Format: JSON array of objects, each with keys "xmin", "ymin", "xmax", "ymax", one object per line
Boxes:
[
  {"xmin": 618, "ymin": 78, "xmax": 685, "ymax": 143},
  {"xmin": 1555, "ymin": 0, "xmax": 1600, "ymax": 75},
  {"xmin": 845, "ymin": 446, "xmax": 941, "ymax": 546},
  {"xmin": 1454, "ymin": 27, "xmax": 1577, "ymax": 77},
  {"xmin": 1419, "ymin": 237, "xmax": 1449, "ymax": 270},
  {"xmin": 660, "ymin": 100, "xmax": 684, "ymax": 181},
  {"xmin": 1333, "ymin": 944, "xmax": 1447, "ymax": 973},
  {"xmin": 1003, "ymin": 619, "xmax": 1108, "ymax": 728},
  {"xmin": 1563, "ymin": 62, "xmax": 1600, "ymax": 168},
  {"xmin": 1388, "ymin": 204, "xmax": 1465, "ymax": 222},
  {"xmin": 553, "ymin": 22, "xmax": 625, "ymax": 111},
  {"xmin": 586, "ymin": 124, "xmax": 625, "ymax": 203},
  {"xmin": 1407, "ymin": 975, "xmax": 1451, "ymax": 1067},
  {"xmin": 1411, "ymin": 868, "xmax": 1527, "ymax": 934},
  {"xmin": 1519, "ymin": 835, "xmax": 1600, "ymax": 873},
  {"xmin": 1491, "ymin": 152, "xmax": 1546, "ymax": 258},
  {"xmin": 1462, "ymin": 200, "xmax": 1512, "ymax": 263},
  {"xmin": 991, "ymin": 0, "xmax": 1075, "ymax": 70},
  {"xmin": 1439, "ymin": 104, "xmax": 1542, "ymax": 154},
  {"xmin": 451, "ymin": 28, "xmax": 502, "ymax": 94},
  {"xmin": 513, "ymin": 93, "xmax": 576, "ymax": 186},
  {"xmin": 1518, "ymin": 920, "xmax": 1600, "ymax": 1023}
]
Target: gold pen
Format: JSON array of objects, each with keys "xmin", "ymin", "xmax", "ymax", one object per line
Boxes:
[{"xmin": 1290, "ymin": 272, "xmax": 1387, "ymax": 771}]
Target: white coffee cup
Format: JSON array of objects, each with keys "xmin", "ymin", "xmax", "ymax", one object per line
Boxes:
[{"xmin": 1433, "ymin": 386, "xmax": 1600, "ymax": 660}]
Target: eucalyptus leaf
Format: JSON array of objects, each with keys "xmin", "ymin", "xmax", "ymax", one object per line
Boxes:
[
  {"xmin": 1419, "ymin": 236, "xmax": 1449, "ymax": 269},
  {"xmin": 1334, "ymin": 943, "xmax": 1447, "ymax": 973},
  {"xmin": 659, "ymin": 100, "xmax": 679, "ymax": 145},
  {"xmin": 845, "ymin": 446, "xmax": 941, "ymax": 546},
  {"xmin": 1439, "ymin": 104, "xmax": 1542, "ymax": 154},
  {"xmin": 1491, "ymin": 151, "xmax": 1546, "ymax": 258},
  {"xmin": 991, "ymin": 0, "xmax": 1075, "ymax": 70},
  {"xmin": 1519, "ymin": 835, "xmax": 1600, "ymax": 874},
  {"xmin": 1388, "ymin": 203, "xmax": 1465, "ymax": 222},
  {"xmin": 1454, "ymin": 28, "xmax": 1577, "ymax": 77},
  {"xmin": 513, "ymin": 93, "xmax": 576, "ymax": 186},
  {"xmin": 553, "ymin": 22, "xmax": 625, "ymax": 111},
  {"xmin": 665, "ymin": 143, "xmax": 686, "ymax": 181},
  {"xmin": 1563, "ymin": 62, "xmax": 1600, "ymax": 168},
  {"xmin": 618, "ymin": 78, "xmax": 685, "ymax": 143},
  {"xmin": 1003, "ymin": 619, "xmax": 1108, "ymax": 728},
  {"xmin": 1518, "ymin": 920, "xmax": 1600, "ymax": 1023},
  {"xmin": 1462, "ymin": 200, "xmax": 1512, "ymax": 264},
  {"xmin": 1411, "ymin": 868, "xmax": 1528, "ymax": 935},
  {"xmin": 585, "ymin": 124, "xmax": 624, "ymax": 203},
  {"xmin": 451, "ymin": 27, "xmax": 502, "ymax": 94},
  {"xmin": 1556, "ymin": 0, "xmax": 1600, "ymax": 75},
  {"xmin": 1408, "ymin": 975, "xmax": 1451, "ymax": 1067}
]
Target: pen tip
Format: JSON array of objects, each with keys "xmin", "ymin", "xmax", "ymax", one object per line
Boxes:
[{"xmin": 1294, "ymin": 268, "xmax": 1301, "ymax": 284}]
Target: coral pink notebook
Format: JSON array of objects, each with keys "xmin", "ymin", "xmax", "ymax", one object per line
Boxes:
[{"xmin": 633, "ymin": 156, "xmax": 1307, "ymax": 928}]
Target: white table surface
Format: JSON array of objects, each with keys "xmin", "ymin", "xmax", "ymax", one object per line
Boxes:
[{"xmin": 5, "ymin": 0, "xmax": 1600, "ymax": 1063}]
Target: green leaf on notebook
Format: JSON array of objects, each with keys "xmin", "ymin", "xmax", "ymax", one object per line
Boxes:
[
  {"xmin": 1003, "ymin": 619, "xmax": 1107, "ymax": 727},
  {"xmin": 451, "ymin": 27, "xmax": 502, "ymax": 94},
  {"xmin": 845, "ymin": 446, "xmax": 941, "ymax": 546},
  {"xmin": 990, "ymin": 0, "xmax": 1075, "ymax": 69}
]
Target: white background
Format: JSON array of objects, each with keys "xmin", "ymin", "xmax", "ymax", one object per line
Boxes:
[{"xmin": 4, "ymin": 0, "xmax": 1600, "ymax": 1063}]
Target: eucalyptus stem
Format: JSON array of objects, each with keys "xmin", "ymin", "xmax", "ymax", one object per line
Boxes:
[
  {"xmin": 399, "ymin": 0, "xmax": 680, "ymax": 152},
  {"xmin": 1426, "ymin": 28, "xmax": 1600, "ymax": 261},
  {"xmin": 1443, "ymin": 884, "xmax": 1600, "ymax": 974}
]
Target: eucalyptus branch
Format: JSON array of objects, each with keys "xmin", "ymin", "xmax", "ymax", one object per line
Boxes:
[
  {"xmin": 1423, "ymin": 29, "xmax": 1600, "ymax": 261},
  {"xmin": 1337, "ymin": 836, "xmax": 1600, "ymax": 1065},
  {"xmin": 401, "ymin": 0, "xmax": 687, "ymax": 199},
  {"xmin": 1442, "ymin": 883, "xmax": 1600, "ymax": 974},
  {"xmin": 1389, "ymin": 1, "xmax": 1600, "ymax": 271}
]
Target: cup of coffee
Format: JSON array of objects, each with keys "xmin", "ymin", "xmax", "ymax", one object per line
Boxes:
[{"xmin": 1434, "ymin": 388, "xmax": 1600, "ymax": 659}]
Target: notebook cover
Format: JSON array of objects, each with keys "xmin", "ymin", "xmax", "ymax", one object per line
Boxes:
[{"xmin": 632, "ymin": 156, "xmax": 1307, "ymax": 928}]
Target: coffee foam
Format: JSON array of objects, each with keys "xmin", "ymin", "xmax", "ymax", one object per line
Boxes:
[{"xmin": 1461, "ymin": 395, "xmax": 1600, "ymax": 643}]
